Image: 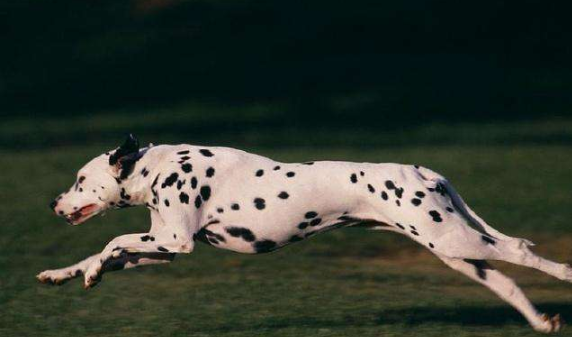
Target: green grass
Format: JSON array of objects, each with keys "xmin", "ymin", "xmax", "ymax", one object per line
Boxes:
[{"xmin": 1, "ymin": 144, "xmax": 572, "ymax": 337}]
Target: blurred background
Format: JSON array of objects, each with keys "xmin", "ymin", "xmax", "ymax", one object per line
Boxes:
[
  {"xmin": 1, "ymin": 1, "xmax": 572, "ymax": 336},
  {"xmin": 2, "ymin": 0, "xmax": 571, "ymax": 148}
]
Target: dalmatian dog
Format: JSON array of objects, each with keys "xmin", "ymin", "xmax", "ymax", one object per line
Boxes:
[{"xmin": 37, "ymin": 134, "xmax": 571, "ymax": 333}]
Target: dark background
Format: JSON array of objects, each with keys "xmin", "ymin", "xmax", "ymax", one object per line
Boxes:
[
  {"xmin": 1, "ymin": 0, "xmax": 571, "ymax": 149},
  {"xmin": 2, "ymin": 3, "xmax": 572, "ymax": 336}
]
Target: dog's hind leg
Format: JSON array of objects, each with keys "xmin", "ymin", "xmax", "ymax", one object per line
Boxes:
[
  {"xmin": 442, "ymin": 180, "xmax": 572, "ymax": 282},
  {"xmin": 37, "ymin": 253, "xmax": 175, "ymax": 286},
  {"xmin": 437, "ymin": 255, "xmax": 562, "ymax": 333},
  {"xmin": 486, "ymin": 239, "xmax": 572, "ymax": 283},
  {"xmin": 418, "ymin": 168, "xmax": 572, "ymax": 283}
]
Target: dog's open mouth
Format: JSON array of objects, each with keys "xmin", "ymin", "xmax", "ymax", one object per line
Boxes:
[{"xmin": 65, "ymin": 204, "xmax": 99, "ymax": 225}]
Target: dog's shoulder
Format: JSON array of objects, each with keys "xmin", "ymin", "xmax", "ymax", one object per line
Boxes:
[{"xmin": 148, "ymin": 144, "xmax": 276, "ymax": 182}]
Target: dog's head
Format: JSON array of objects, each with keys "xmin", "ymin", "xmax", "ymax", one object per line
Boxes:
[{"xmin": 50, "ymin": 134, "xmax": 143, "ymax": 225}]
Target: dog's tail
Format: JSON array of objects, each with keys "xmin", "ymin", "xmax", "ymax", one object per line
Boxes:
[{"xmin": 415, "ymin": 166, "xmax": 534, "ymax": 246}]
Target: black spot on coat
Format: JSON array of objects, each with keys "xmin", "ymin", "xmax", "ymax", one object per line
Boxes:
[
  {"xmin": 162, "ymin": 173, "xmax": 179, "ymax": 188},
  {"xmin": 429, "ymin": 210, "xmax": 443, "ymax": 222},
  {"xmin": 337, "ymin": 215, "xmax": 357, "ymax": 221},
  {"xmin": 181, "ymin": 163, "xmax": 193, "ymax": 173},
  {"xmin": 481, "ymin": 235, "xmax": 496, "ymax": 245},
  {"xmin": 199, "ymin": 186, "xmax": 211, "ymax": 201},
  {"xmin": 120, "ymin": 188, "xmax": 131, "ymax": 200},
  {"xmin": 195, "ymin": 228, "xmax": 225, "ymax": 245},
  {"xmin": 310, "ymin": 218, "xmax": 322, "ymax": 226},
  {"xmin": 179, "ymin": 192, "xmax": 190, "ymax": 204},
  {"xmin": 254, "ymin": 240, "xmax": 277, "ymax": 253},
  {"xmin": 152, "ymin": 174, "xmax": 160, "ymax": 188},
  {"xmin": 254, "ymin": 198, "xmax": 266, "ymax": 210},
  {"xmin": 199, "ymin": 149, "xmax": 214, "ymax": 157},
  {"xmin": 194, "ymin": 196, "xmax": 202, "ymax": 208},
  {"xmin": 350, "ymin": 173, "xmax": 358, "ymax": 183},
  {"xmin": 225, "ymin": 227, "xmax": 256, "ymax": 242},
  {"xmin": 463, "ymin": 259, "xmax": 494, "ymax": 280},
  {"xmin": 255, "ymin": 169, "xmax": 264, "ymax": 177},
  {"xmin": 206, "ymin": 167, "xmax": 215, "ymax": 177},
  {"xmin": 305, "ymin": 211, "xmax": 318, "ymax": 219},
  {"xmin": 278, "ymin": 191, "xmax": 289, "ymax": 199},
  {"xmin": 289, "ymin": 235, "xmax": 303, "ymax": 242}
]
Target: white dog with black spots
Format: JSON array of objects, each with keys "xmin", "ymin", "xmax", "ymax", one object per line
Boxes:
[{"xmin": 37, "ymin": 134, "xmax": 572, "ymax": 333}]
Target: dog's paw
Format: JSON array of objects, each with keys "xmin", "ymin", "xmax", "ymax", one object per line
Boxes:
[
  {"xmin": 534, "ymin": 313, "xmax": 564, "ymax": 333},
  {"xmin": 83, "ymin": 261, "xmax": 103, "ymax": 289},
  {"xmin": 36, "ymin": 269, "xmax": 79, "ymax": 285}
]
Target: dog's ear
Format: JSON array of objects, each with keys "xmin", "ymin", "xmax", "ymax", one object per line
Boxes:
[{"xmin": 109, "ymin": 134, "xmax": 142, "ymax": 179}]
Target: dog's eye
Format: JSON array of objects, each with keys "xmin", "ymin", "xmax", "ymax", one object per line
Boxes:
[{"xmin": 78, "ymin": 176, "xmax": 86, "ymax": 184}]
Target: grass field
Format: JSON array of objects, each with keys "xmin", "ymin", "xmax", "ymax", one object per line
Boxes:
[
  {"xmin": 2, "ymin": 0, "xmax": 571, "ymax": 335},
  {"xmin": 1, "ymin": 138, "xmax": 572, "ymax": 337}
]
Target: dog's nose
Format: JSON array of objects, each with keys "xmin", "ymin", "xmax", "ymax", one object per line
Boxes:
[{"xmin": 49, "ymin": 200, "xmax": 58, "ymax": 211}]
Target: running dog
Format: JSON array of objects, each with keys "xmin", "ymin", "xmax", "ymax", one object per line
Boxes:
[{"xmin": 38, "ymin": 134, "xmax": 571, "ymax": 333}]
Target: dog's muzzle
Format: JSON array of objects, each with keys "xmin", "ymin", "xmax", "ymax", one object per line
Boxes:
[{"xmin": 62, "ymin": 204, "xmax": 100, "ymax": 225}]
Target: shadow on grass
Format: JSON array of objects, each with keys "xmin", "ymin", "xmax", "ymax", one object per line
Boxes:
[
  {"xmin": 376, "ymin": 303, "xmax": 572, "ymax": 326},
  {"xmin": 197, "ymin": 303, "xmax": 572, "ymax": 333}
]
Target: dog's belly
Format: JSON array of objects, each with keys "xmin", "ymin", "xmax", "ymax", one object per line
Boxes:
[{"xmin": 196, "ymin": 214, "xmax": 354, "ymax": 254}]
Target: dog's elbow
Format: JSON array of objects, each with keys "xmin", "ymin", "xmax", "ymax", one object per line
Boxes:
[{"xmin": 178, "ymin": 239, "xmax": 194, "ymax": 253}]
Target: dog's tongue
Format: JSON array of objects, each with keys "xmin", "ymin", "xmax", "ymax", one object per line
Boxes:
[
  {"xmin": 67, "ymin": 204, "xmax": 98, "ymax": 224},
  {"xmin": 80, "ymin": 204, "xmax": 98, "ymax": 214}
]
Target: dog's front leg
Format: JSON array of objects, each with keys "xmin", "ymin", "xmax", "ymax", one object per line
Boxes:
[
  {"xmin": 37, "ymin": 252, "xmax": 176, "ymax": 286},
  {"xmin": 83, "ymin": 227, "xmax": 194, "ymax": 289},
  {"xmin": 37, "ymin": 254, "xmax": 100, "ymax": 285}
]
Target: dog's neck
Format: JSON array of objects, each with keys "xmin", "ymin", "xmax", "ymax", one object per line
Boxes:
[{"xmin": 115, "ymin": 146, "xmax": 167, "ymax": 207}]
